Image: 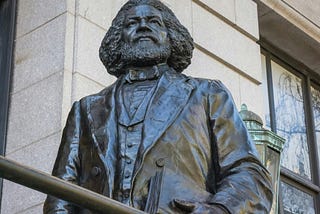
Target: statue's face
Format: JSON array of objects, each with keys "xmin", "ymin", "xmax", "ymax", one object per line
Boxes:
[
  {"xmin": 120, "ymin": 5, "xmax": 171, "ymax": 67},
  {"xmin": 122, "ymin": 5, "xmax": 169, "ymax": 47}
]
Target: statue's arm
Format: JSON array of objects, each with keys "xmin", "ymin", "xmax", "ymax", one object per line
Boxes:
[
  {"xmin": 43, "ymin": 101, "xmax": 82, "ymax": 214},
  {"xmin": 207, "ymin": 80, "xmax": 273, "ymax": 213}
]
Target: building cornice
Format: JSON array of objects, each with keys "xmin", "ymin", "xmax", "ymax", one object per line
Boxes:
[{"xmin": 257, "ymin": 0, "xmax": 320, "ymax": 42}]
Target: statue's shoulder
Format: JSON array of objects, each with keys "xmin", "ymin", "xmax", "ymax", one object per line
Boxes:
[
  {"xmin": 185, "ymin": 75, "xmax": 227, "ymax": 93},
  {"xmin": 77, "ymin": 81, "xmax": 118, "ymax": 107}
]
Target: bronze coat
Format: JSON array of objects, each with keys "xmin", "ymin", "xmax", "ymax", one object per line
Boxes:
[{"xmin": 44, "ymin": 69, "xmax": 273, "ymax": 214}]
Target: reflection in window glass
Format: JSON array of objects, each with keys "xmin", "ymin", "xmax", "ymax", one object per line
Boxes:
[
  {"xmin": 261, "ymin": 54, "xmax": 271, "ymax": 130},
  {"xmin": 311, "ymin": 86, "xmax": 320, "ymax": 166},
  {"xmin": 281, "ymin": 182, "xmax": 315, "ymax": 214},
  {"xmin": 271, "ymin": 61, "xmax": 311, "ymax": 179},
  {"xmin": 266, "ymin": 148, "xmax": 280, "ymax": 214}
]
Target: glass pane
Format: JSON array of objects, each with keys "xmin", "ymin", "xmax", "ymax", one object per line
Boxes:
[
  {"xmin": 266, "ymin": 148, "xmax": 280, "ymax": 214},
  {"xmin": 261, "ymin": 54, "xmax": 271, "ymax": 130},
  {"xmin": 281, "ymin": 182, "xmax": 315, "ymax": 214},
  {"xmin": 271, "ymin": 61, "xmax": 311, "ymax": 179},
  {"xmin": 311, "ymin": 85, "xmax": 320, "ymax": 166}
]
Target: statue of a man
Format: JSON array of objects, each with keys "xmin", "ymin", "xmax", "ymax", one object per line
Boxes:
[{"xmin": 44, "ymin": 0, "xmax": 273, "ymax": 213}]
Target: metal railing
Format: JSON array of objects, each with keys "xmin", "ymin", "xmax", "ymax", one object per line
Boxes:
[{"xmin": 0, "ymin": 155, "xmax": 145, "ymax": 214}]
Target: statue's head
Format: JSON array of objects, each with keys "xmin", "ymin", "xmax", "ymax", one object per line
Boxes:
[{"xmin": 99, "ymin": 0, "xmax": 194, "ymax": 77}]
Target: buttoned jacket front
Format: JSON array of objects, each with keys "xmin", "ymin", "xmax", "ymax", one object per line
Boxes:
[{"xmin": 44, "ymin": 68, "xmax": 273, "ymax": 214}]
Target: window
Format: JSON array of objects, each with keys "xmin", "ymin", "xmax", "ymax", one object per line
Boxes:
[
  {"xmin": 262, "ymin": 49, "xmax": 320, "ymax": 214},
  {"xmin": 0, "ymin": 0, "xmax": 16, "ymax": 208},
  {"xmin": 0, "ymin": 0, "xmax": 16, "ymax": 154}
]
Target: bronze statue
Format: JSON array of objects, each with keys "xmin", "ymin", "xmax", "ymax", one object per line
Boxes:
[{"xmin": 44, "ymin": 0, "xmax": 273, "ymax": 213}]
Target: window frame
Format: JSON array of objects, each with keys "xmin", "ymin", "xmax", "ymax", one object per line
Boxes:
[
  {"xmin": 261, "ymin": 43, "xmax": 320, "ymax": 213},
  {"xmin": 0, "ymin": 0, "xmax": 17, "ymax": 209}
]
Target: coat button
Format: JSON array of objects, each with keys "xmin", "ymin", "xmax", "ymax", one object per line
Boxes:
[
  {"xmin": 91, "ymin": 166, "xmax": 101, "ymax": 177},
  {"xmin": 125, "ymin": 170, "xmax": 131, "ymax": 178},
  {"xmin": 156, "ymin": 158, "xmax": 165, "ymax": 167},
  {"xmin": 123, "ymin": 192, "xmax": 130, "ymax": 198},
  {"xmin": 122, "ymin": 189, "xmax": 130, "ymax": 198}
]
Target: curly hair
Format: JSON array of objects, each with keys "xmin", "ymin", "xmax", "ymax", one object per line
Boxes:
[{"xmin": 99, "ymin": 0, "xmax": 194, "ymax": 77}]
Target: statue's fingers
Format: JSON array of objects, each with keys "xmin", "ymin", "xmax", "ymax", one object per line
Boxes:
[{"xmin": 173, "ymin": 199, "xmax": 196, "ymax": 212}]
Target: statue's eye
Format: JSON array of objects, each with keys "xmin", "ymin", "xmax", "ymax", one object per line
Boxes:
[
  {"xmin": 149, "ymin": 18, "xmax": 162, "ymax": 26},
  {"xmin": 127, "ymin": 20, "xmax": 138, "ymax": 27}
]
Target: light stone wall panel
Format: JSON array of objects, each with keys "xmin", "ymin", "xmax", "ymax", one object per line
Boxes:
[
  {"xmin": 77, "ymin": 0, "xmax": 193, "ymax": 34},
  {"xmin": 112, "ymin": 0, "xmax": 132, "ymax": 18},
  {"xmin": 2, "ymin": 1, "xmax": 69, "ymax": 213},
  {"xmin": 78, "ymin": 0, "xmax": 114, "ymax": 30},
  {"xmin": 13, "ymin": 14, "xmax": 67, "ymax": 94},
  {"xmin": 17, "ymin": 204, "xmax": 44, "ymax": 214},
  {"xmin": 16, "ymin": 0, "xmax": 67, "ymax": 37},
  {"xmin": 192, "ymin": 2, "xmax": 262, "ymax": 83},
  {"xmin": 185, "ymin": 48, "xmax": 241, "ymax": 107},
  {"xmin": 77, "ymin": 0, "xmax": 128, "ymax": 30},
  {"xmin": 67, "ymin": 0, "xmax": 76, "ymax": 14},
  {"xmin": 72, "ymin": 73, "xmax": 108, "ymax": 102},
  {"xmin": 2, "ymin": 133, "xmax": 61, "ymax": 214},
  {"xmin": 64, "ymin": 13, "xmax": 76, "ymax": 73},
  {"xmin": 74, "ymin": 17, "xmax": 112, "ymax": 87},
  {"xmin": 2, "ymin": 180, "xmax": 46, "ymax": 214},
  {"xmin": 60, "ymin": 13, "xmax": 76, "ymax": 125},
  {"xmin": 235, "ymin": 0, "xmax": 259, "ymax": 40},
  {"xmin": 6, "ymin": 72, "xmax": 63, "ymax": 154},
  {"xmin": 239, "ymin": 76, "xmax": 265, "ymax": 120},
  {"xmin": 6, "ymin": 133, "xmax": 61, "ymax": 173},
  {"xmin": 193, "ymin": 0, "xmax": 236, "ymax": 23},
  {"xmin": 161, "ymin": 0, "xmax": 193, "ymax": 33}
]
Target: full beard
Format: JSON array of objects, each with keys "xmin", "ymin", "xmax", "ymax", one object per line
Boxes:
[{"xmin": 120, "ymin": 41, "xmax": 171, "ymax": 67}]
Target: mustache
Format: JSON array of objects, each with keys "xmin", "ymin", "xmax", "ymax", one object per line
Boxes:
[{"xmin": 132, "ymin": 34, "xmax": 159, "ymax": 43}]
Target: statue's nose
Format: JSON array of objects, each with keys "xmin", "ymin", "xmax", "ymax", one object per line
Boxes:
[{"xmin": 137, "ymin": 19, "xmax": 152, "ymax": 32}]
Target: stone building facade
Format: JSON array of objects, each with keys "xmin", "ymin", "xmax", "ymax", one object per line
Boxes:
[{"xmin": 0, "ymin": 0, "xmax": 319, "ymax": 213}]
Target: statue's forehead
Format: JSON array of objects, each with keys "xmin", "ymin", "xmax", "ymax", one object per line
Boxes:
[{"xmin": 125, "ymin": 5, "xmax": 163, "ymax": 19}]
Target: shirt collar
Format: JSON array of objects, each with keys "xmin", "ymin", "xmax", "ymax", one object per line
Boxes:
[{"xmin": 124, "ymin": 63, "xmax": 169, "ymax": 83}]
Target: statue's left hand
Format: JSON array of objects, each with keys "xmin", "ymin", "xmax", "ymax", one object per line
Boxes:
[{"xmin": 173, "ymin": 199, "xmax": 229, "ymax": 214}]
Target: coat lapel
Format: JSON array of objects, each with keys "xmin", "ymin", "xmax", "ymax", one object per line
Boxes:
[
  {"xmin": 138, "ymin": 70, "xmax": 194, "ymax": 162},
  {"xmin": 86, "ymin": 79, "xmax": 122, "ymax": 197}
]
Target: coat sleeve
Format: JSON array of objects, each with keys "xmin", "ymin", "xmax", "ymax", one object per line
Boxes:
[
  {"xmin": 207, "ymin": 80, "xmax": 273, "ymax": 214},
  {"xmin": 43, "ymin": 101, "xmax": 83, "ymax": 214}
]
